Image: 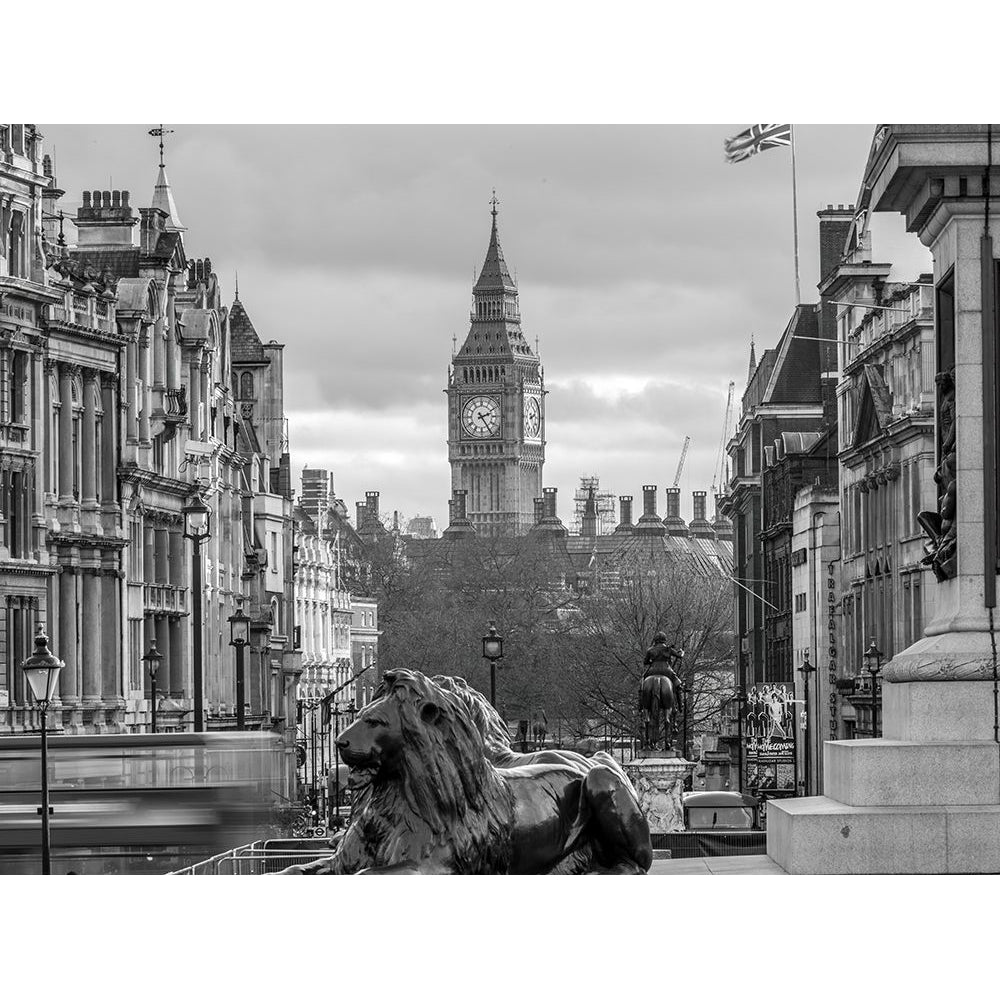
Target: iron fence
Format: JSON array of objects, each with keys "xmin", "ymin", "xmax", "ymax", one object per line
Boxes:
[{"xmin": 167, "ymin": 838, "xmax": 336, "ymax": 875}]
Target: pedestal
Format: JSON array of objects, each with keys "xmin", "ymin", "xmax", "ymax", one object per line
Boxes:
[{"xmin": 624, "ymin": 754, "xmax": 693, "ymax": 834}]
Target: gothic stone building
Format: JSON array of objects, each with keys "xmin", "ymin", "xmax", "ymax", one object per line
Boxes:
[{"xmin": 446, "ymin": 200, "xmax": 544, "ymax": 536}]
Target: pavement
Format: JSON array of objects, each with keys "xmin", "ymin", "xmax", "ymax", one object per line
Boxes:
[{"xmin": 649, "ymin": 854, "xmax": 787, "ymax": 875}]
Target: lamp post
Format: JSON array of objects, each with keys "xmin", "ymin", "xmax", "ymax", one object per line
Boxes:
[
  {"xmin": 142, "ymin": 639, "xmax": 163, "ymax": 735},
  {"xmin": 331, "ymin": 702, "xmax": 344, "ymax": 826},
  {"xmin": 481, "ymin": 621, "xmax": 504, "ymax": 708},
  {"xmin": 863, "ymin": 637, "xmax": 883, "ymax": 739},
  {"xmin": 798, "ymin": 650, "xmax": 817, "ymax": 796},
  {"xmin": 228, "ymin": 599, "xmax": 251, "ymax": 731},
  {"xmin": 682, "ymin": 684, "xmax": 692, "ymax": 760},
  {"xmin": 182, "ymin": 489, "xmax": 212, "ymax": 733},
  {"xmin": 22, "ymin": 629, "xmax": 63, "ymax": 875},
  {"xmin": 729, "ymin": 687, "xmax": 746, "ymax": 793}
]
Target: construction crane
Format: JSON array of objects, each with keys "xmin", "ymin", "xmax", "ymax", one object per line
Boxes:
[
  {"xmin": 712, "ymin": 380, "xmax": 737, "ymax": 495},
  {"xmin": 672, "ymin": 436, "xmax": 691, "ymax": 487}
]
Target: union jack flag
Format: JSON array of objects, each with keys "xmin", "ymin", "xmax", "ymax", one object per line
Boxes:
[{"xmin": 724, "ymin": 123, "xmax": 792, "ymax": 163}]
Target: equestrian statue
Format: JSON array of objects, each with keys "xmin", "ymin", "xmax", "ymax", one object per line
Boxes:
[{"xmin": 638, "ymin": 632, "xmax": 685, "ymax": 752}]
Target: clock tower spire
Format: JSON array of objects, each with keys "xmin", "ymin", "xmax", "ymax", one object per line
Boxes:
[{"xmin": 446, "ymin": 196, "xmax": 545, "ymax": 536}]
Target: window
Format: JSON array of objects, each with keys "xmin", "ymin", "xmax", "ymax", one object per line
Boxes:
[
  {"xmin": 794, "ymin": 592, "xmax": 807, "ymax": 613},
  {"xmin": 240, "ymin": 372, "xmax": 253, "ymax": 399}
]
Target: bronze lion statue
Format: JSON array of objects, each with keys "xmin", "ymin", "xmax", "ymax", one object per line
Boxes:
[{"xmin": 284, "ymin": 669, "xmax": 651, "ymax": 875}]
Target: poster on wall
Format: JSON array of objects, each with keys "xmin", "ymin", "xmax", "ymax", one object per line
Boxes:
[{"xmin": 744, "ymin": 684, "xmax": 796, "ymax": 795}]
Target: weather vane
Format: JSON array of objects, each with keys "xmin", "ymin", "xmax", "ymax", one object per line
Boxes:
[
  {"xmin": 490, "ymin": 188, "xmax": 499, "ymax": 219},
  {"xmin": 148, "ymin": 124, "xmax": 175, "ymax": 168}
]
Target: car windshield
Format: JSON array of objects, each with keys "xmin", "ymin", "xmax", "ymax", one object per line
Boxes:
[{"xmin": 686, "ymin": 806, "xmax": 754, "ymax": 830}]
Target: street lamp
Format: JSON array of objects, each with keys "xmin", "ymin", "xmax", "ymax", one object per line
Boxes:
[
  {"xmin": 228, "ymin": 599, "xmax": 251, "ymax": 731},
  {"xmin": 798, "ymin": 650, "xmax": 817, "ymax": 796},
  {"xmin": 182, "ymin": 489, "xmax": 212, "ymax": 733},
  {"xmin": 142, "ymin": 638, "xmax": 163, "ymax": 734},
  {"xmin": 682, "ymin": 684, "xmax": 692, "ymax": 761},
  {"xmin": 482, "ymin": 621, "xmax": 504, "ymax": 707},
  {"xmin": 863, "ymin": 637, "xmax": 883, "ymax": 739},
  {"xmin": 22, "ymin": 629, "xmax": 63, "ymax": 875}
]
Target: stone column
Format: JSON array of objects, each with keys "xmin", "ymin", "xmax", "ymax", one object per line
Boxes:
[
  {"xmin": 200, "ymin": 359, "xmax": 211, "ymax": 442},
  {"xmin": 138, "ymin": 326, "xmax": 151, "ymax": 446},
  {"xmin": 156, "ymin": 614, "xmax": 171, "ymax": 703},
  {"xmin": 101, "ymin": 566, "xmax": 120, "ymax": 703},
  {"xmin": 82, "ymin": 568, "xmax": 102, "ymax": 703},
  {"xmin": 58, "ymin": 567, "xmax": 78, "ymax": 703},
  {"xmin": 188, "ymin": 358, "xmax": 201, "ymax": 440},
  {"xmin": 80, "ymin": 370, "xmax": 99, "ymax": 531},
  {"xmin": 100, "ymin": 374, "xmax": 117, "ymax": 512},
  {"xmin": 125, "ymin": 338, "xmax": 138, "ymax": 443},
  {"xmin": 168, "ymin": 615, "xmax": 184, "ymax": 698},
  {"xmin": 152, "ymin": 316, "xmax": 166, "ymax": 389},
  {"xmin": 57, "ymin": 364, "xmax": 75, "ymax": 502}
]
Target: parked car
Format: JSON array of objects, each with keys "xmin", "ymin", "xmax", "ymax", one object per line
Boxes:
[{"xmin": 682, "ymin": 791, "xmax": 760, "ymax": 831}]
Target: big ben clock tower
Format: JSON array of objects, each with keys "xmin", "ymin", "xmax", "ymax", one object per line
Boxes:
[{"xmin": 446, "ymin": 195, "xmax": 544, "ymax": 536}]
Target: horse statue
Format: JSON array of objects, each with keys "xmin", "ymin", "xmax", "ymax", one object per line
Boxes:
[{"xmin": 638, "ymin": 633, "xmax": 684, "ymax": 752}]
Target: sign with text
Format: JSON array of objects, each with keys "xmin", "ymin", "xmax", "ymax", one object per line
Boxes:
[{"xmin": 744, "ymin": 684, "xmax": 796, "ymax": 793}]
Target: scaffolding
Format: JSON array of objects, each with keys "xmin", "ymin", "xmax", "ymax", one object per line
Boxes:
[{"xmin": 572, "ymin": 475, "xmax": 617, "ymax": 535}]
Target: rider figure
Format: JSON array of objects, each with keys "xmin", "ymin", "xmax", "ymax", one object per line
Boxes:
[{"xmin": 642, "ymin": 632, "xmax": 684, "ymax": 709}]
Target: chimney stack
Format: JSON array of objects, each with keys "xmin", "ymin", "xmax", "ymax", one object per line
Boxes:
[
  {"xmin": 355, "ymin": 502, "xmax": 366, "ymax": 532},
  {"xmin": 689, "ymin": 490, "xmax": 715, "ymax": 538},
  {"xmin": 635, "ymin": 485, "xmax": 666, "ymax": 536},
  {"xmin": 443, "ymin": 489, "xmax": 476, "ymax": 539},
  {"xmin": 532, "ymin": 487, "xmax": 567, "ymax": 539},
  {"xmin": 75, "ymin": 187, "xmax": 138, "ymax": 248},
  {"xmin": 662, "ymin": 486, "xmax": 687, "ymax": 536},
  {"xmin": 712, "ymin": 493, "xmax": 733, "ymax": 542},
  {"xmin": 533, "ymin": 497, "xmax": 545, "ymax": 525},
  {"xmin": 615, "ymin": 495, "xmax": 634, "ymax": 534}
]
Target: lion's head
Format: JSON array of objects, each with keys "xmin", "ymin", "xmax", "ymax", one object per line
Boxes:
[{"xmin": 336, "ymin": 669, "xmax": 512, "ymax": 857}]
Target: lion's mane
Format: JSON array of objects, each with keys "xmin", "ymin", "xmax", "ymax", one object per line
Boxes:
[{"xmin": 359, "ymin": 669, "xmax": 514, "ymax": 873}]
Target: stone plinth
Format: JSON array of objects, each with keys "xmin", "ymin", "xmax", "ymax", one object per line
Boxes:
[{"xmin": 624, "ymin": 755, "xmax": 692, "ymax": 834}]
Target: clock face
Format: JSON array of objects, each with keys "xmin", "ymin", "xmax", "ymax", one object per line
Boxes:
[
  {"xmin": 523, "ymin": 396, "xmax": 541, "ymax": 438},
  {"xmin": 462, "ymin": 395, "xmax": 501, "ymax": 438}
]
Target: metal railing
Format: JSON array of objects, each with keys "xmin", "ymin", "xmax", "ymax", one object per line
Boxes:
[{"xmin": 167, "ymin": 839, "xmax": 336, "ymax": 875}]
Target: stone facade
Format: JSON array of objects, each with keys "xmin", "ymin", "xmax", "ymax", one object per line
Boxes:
[{"xmin": 0, "ymin": 125, "xmax": 299, "ymax": 741}]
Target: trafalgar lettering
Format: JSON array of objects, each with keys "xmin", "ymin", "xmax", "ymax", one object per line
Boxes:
[{"xmin": 827, "ymin": 562, "xmax": 839, "ymax": 739}]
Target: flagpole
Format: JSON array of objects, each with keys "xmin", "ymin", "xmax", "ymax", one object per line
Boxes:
[{"xmin": 790, "ymin": 124, "xmax": 802, "ymax": 304}]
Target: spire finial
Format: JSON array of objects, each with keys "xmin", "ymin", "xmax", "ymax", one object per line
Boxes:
[
  {"xmin": 235, "ymin": 270, "xmax": 240, "ymax": 301},
  {"xmin": 490, "ymin": 189, "xmax": 499, "ymax": 225},
  {"xmin": 148, "ymin": 124, "xmax": 174, "ymax": 169}
]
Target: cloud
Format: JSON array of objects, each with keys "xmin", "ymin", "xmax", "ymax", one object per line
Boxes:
[{"xmin": 42, "ymin": 123, "xmax": 928, "ymax": 529}]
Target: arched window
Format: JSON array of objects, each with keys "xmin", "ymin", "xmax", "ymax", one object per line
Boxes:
[{"xmin": 240, "ymin": 372, "xmax": 253, "ymax": 399}]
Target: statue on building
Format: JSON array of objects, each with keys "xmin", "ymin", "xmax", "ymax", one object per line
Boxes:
[
  {"xmin": 638, "ymin": 632, "xmax": 684, "ymax": 752},
  {"xmin": 917, "ymin": 368, "xmax": 957, "ymax": 581},
  {"xmin": 281, "ymin": 669, "xmax": 651, "ymax": 874}
]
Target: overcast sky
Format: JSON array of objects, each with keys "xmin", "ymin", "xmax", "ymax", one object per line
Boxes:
[{"xmin": 42, "ymin": 124, "xmax": 931, "ymax": 530}]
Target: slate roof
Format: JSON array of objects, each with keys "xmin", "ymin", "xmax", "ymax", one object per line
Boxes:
[
  {"xmin": 473, "ymin": 209, "xmax": 517, "ymax": 293},
  {"xmin": 70, "ymin": 248, "xmax": 140, "ymax": 279},
  {"xmin": 766, "ymin": 305, "xmax": 822, "ymax": 405},
  {"xmin": 230, "ymin": 299, "xmax": 266, "ymax": 363}
]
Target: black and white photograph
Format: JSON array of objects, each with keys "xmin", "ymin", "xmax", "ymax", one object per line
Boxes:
[{"xmin": 4, "ymin": 5, "xmax": 996, "ymax": 998}]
